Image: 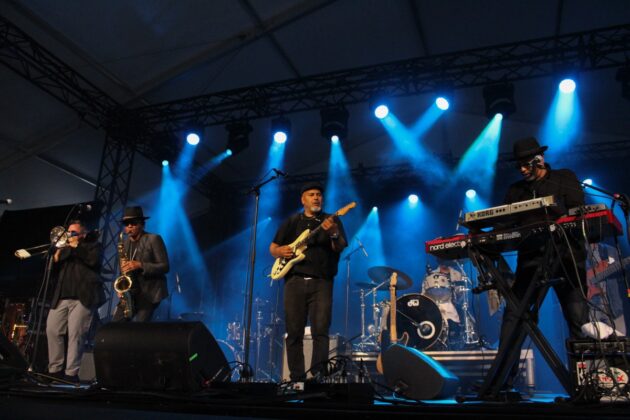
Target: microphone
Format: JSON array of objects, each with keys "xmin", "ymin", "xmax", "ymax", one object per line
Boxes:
[
  {"xmin": 0, "ymin": 198, "xmax": 13, "ymax": 205},
  {"xmin": 272, "ymin": 168, "xmax": 288, "ymax": 177},
  {"xmin": 356, "ymin": 237, "xmax": 368, "ymax": 257}
]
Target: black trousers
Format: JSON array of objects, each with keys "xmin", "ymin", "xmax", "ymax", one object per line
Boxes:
[
  {"xmin": 498, "ymin": 257, "xmax": 589, "ymax": 385},
  {"xmin": 112, "ymin": 292, "xmax": 160, "ymax": 322},
  {"xmin": 283, "ymin": 275, "xmax": 333, "ymax": 381}
]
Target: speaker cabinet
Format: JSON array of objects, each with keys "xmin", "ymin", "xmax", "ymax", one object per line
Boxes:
[
  {"xmin": 0, "ymin": 331, "xmax": 27, "ymax": 385},
  {"xmin": 282, "ymin": 334, "xmax": 345, "ymax": 381},
  {"xmin": 94, "ymin": 321, "xmax": 229, "ymax": 391},
  {"xmin": 382, "ymin": 344, "xmax": 459, "ymax": 400}
]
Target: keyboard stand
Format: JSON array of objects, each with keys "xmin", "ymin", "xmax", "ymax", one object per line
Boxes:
[{"xmin": 469, "ymin": 233, "xmax": 574, "ymax": 400}]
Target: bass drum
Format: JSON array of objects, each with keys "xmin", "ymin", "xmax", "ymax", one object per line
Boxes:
[{"xmin": 395, "ymin": 294, "xmax": 448, "ymax": 351}]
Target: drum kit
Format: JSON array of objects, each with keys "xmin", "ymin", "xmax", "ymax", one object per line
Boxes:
[
  {"xmin": 219, "ymin": 297, "xmax": 284, "ymax": 381},
  {"xmin": 354, "ymin": 264, "xmax": 480, "ymax": 353}
]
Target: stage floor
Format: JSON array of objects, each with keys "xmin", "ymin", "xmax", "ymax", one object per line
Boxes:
[{"xmin": 2, "ymin": 378, "xmax": 630, "ymax": 420}]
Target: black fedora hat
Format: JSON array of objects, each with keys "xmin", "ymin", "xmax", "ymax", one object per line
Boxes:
[
  {"xmin": 300, "ymin": 181, "xmax": 324, "ymax": 195},
  {"xmin": 120, "ymin": 206, "xmax": 150, "ymax": 222},
  {"xmin": 510, "ymin": 137, "xmax": 548, "ymax": 161}
]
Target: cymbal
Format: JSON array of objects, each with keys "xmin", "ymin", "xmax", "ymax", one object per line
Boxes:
[{"xmin": 367, "ymin": 266, "xmax": 413, "ymax": 290}]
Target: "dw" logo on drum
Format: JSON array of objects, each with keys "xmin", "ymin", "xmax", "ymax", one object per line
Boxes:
[{"xmin": 407, "ymin": 299, "xmax": 420, "ymax": 307}]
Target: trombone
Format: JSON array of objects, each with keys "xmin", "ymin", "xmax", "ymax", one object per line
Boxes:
[{"xmin": 14, "ymin": 226, "xmax": 78, "ymax": 259}]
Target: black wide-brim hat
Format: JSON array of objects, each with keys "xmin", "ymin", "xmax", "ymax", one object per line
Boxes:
[
  {"xmin": 509, "ymin": 136, "xmax": 548, "ymax": 161},
  {"xmin": 120, "ymin": 206, "xmax": 150, "ymax": 222},
  {"xmin": 300, "ymin": 181, "xmax": 324, "ymax": 195}
]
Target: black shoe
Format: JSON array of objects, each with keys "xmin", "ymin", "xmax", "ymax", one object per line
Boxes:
[
  {"xmin": 43, "ymin": 370, "xmax": 65, "ymax": 383},
  {"xmin": 64, "ymin": 374, "xmax": 80, "ymax": 384}
]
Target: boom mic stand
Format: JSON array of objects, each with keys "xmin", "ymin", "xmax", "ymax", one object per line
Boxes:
[{"xmin": 241, "ymin": 172, "xmax": 282, "ymax": 380}]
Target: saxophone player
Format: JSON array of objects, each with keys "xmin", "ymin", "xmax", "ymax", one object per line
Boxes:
[{"xmin": 113, "ymin": 206, "xmax": 170, "ymax": 322}]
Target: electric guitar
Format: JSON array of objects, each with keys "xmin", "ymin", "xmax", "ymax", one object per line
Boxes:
[
  {"xmin": 270, "ymin": 202, "xmax": 357, "ymax": 280},
  {"xmin": 376, "ymin": 272, "xmax": 409, "ymax": 374}
]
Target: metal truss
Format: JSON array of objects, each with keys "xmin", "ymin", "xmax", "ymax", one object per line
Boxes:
[
  {"xmin": 93, "ymin": 134, "xmax": 136, "ymax": 317},
  {"xmin": 231, "ymin": 139, "xmax": 630, "ymax": 190},
  {"xmin": 0, "ymin": 14, "xmax": 122, "ymax": 128},
  {"xmin": 133, "ymin": 24, "xmax": 630, "ymax": 134}
]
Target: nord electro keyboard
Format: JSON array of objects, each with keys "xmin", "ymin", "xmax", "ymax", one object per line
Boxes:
[
  {"xmin": 426, "ymin": 209, "xmax": 622, "ymax": 260},
  {"xmin": 463, "ymin": 195, "xmax": 557, "ymax": 229}
]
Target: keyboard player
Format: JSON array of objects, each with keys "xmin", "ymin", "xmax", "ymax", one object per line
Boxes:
[{"xmin": 497, "ymin": 137, "xmax": 589, "ymax": 390}]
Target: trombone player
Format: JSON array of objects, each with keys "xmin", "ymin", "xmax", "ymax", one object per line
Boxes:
[
  {"xmin": 46, "ymin": 220, "xmax": 104, "ymax": 383},
  {"xmin": 113, "ymin": 206, "xmax": 170, "ymax": 322}
]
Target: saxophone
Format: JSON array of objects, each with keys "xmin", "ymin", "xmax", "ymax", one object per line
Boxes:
[{"xmin": 114, "ymin": 232, "xmax": 134, "ymax": 319}]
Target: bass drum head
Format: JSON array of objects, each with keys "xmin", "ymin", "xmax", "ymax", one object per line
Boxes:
[{"xmin": 394, "ymin": 294, "xmax": 446, "ymax": 350}]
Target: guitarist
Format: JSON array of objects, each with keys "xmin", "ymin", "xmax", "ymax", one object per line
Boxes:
[{"xmin": 269, "ymin": 182, "xmax": 347, "ymax": 382}]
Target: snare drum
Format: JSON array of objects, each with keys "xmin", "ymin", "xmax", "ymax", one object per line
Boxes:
[
  {"xmin": 423, "ymin": 272, "xmax": 452, "ymax": 303},
  {"xmin": 387, "ymin": 294, "xmax": 448, "ymax": 350}
]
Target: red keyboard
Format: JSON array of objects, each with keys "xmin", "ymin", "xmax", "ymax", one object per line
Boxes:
[{"xmin": 426, "ymin": 209, "xmax": 622, "ymax": 260}]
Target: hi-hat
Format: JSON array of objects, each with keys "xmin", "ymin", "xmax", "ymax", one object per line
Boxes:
[{"xmin": 367, "ymin": 266, "xmax": 413, "ymax": 290}]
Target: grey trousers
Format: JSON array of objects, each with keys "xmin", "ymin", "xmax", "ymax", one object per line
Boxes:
[{"xmin": 46, "ymin": 299, "xmax": 93, "ymax": 376}]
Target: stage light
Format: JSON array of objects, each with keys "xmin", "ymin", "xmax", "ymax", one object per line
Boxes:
[
  {"xmin": 321, "ymin": 106, "xmax": 349, "ymax": 141},
  {"xmin": 466, "ymin": 189, "xmax": 476, "ymax": 199},
  {"xmin": 271, "ymin": 116, "xmax": 291, "ymax": 144},
  {"xmin": 226, "ymin": 149, "xmax": 233, "ymax": 156},
  {"xmin": 583, "ymin": 178, "xmax": 593, "ymax": 185},
  {"xmin": 374, "ymin": 104, "xmax": 389, "ymax": 119},
  {"xmin": 496, "ymin": 113, "xmax": 503, "ymax": 121},
  {"xmin": 408, "ymin": 194, "xmax": 419, "ymax": 204},
  {"xmin": 483, "ymin": 83, "xmax": 515, "ymax": 119},
  {"xmin": 186, "ymin": 132, "xmax": 200, "ymax": 146},
  {"xmin": 372, "ymin": 206, "xmax": 378, "ymax": 212},
  {"xmin": 162, "ymin": 160, "xmax": 169, "ymax": 167},
  {"xmin": 559, "ymin": 78, "xmax": 576, "ymax": 94},
  {"xmin": 435, "ymin": 97, "xmax": 450, "ymax": 110},
  {"xmin": 225, "ymin": 122, "xmax": 252, "ymax": 155},
  {"xmin": 331, "ymin": 135, "xmax": 340, "ymax": 143}
]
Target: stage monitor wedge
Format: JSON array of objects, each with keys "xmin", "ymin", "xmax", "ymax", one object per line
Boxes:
[
  {"xmin": 382, "ymin": 344, "xmax": 459, "ymax": 400},
  {"xmin": 94, "ymin": 321, "xmax": 230, "ymax": 392}
]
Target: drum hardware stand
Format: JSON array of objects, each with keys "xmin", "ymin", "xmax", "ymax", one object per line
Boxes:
[
  {"xmin": 354, "ymin": 280, "xmax": 386, "ymax": 352},
  {"xmin": 454, "ymin": 261, "xmax": 480, "ymax": 346}
]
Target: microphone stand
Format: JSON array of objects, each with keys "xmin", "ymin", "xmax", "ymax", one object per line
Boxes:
[
  {"xmin": 343, "ymin": 246, "xmax": 364, "ymax": 339},
  {"xmin": 241, "ymin": 173, "xmax": 281, "ymax": 381},
  {"xmin": 27, "ymin": 244, "xmax": 57, "ymax": 372}
]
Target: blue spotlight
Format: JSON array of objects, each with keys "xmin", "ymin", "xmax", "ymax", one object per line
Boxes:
[
  {"xmin": 226, "ymin": 149, "xmax": 233, "ymax": 156},
  {"xmin": 161, "ymin": 160, "xmax": 169, "ymax": 167},
  {"xmin": 273, "ymin": 131, "xmax": 287, "ymax": 144},
  {"xmin": 583, "ymin": 178, "xmax": 593, "ymax": 185},
  {"xmin": 435, "ymin": 97, "xmax": 450, "ymax": 110},
  {"xmin": 271, "ymin": 116, "xmax": 291, "ymax": 144},
  {"xmin": 331, "ymin": 135, "xmax": 340, "ymax": 143},
  {"xmin": 374, "ymin": 104, "xmax": 389, "ymax": 119},
  {"xmin": 372, "ymin": 206, "xmax": 378, "ymax": 212},
  {"xmin": 186, "ymin": 132, "xmax": 200, "ymax": 146},
  {"xmin": 466, "ymin": 189, "xmax": 476, "ymax": 199},
  {"xmin": 496, "ymin": 113, "xmax": 503, "ymax": 121},
  {"xmin": 408, "ymin": 194, "xmax": 419, "ymax": 204},
  {"xmin": 559, "ymin": 78, "xmax": 576, "ymax": 94}
]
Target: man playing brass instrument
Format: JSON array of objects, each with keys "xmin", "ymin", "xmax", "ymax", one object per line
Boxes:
[
  {"xmin": 112, "ymin": 206, "xmax": 170, "ymax": 322},
  {"xmin": 46, "ymin": 220, "xmax": 104, "ymax": 383}
]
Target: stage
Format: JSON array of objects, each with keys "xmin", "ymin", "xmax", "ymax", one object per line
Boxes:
[{"xmin": 2, "ymin": 378, "xmax": 630, "ymax": 420}]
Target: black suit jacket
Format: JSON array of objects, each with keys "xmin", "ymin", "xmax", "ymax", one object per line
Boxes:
[
  {"xmin": 124, "ymin": 232, "xmax": 170, "ymax": 304},
  {"xmin": 51, "ymin": 240, "xmax": 105, "ymax": 309}
]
